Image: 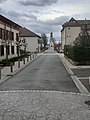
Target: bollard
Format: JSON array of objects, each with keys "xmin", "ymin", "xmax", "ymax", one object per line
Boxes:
[
  {"xmin": 89, "ymin": 77, "xmax": 90, "ymax": 85},
  {"xmin": 10, "ymin": 62, "xmax": 13, "ymax": 72},
  {"xmin": 30, "ymin": 54, "xmax": 32, "ymax": 60},
  {"xmin": 27, "ymin": 56, "xmax": 29, "ymax": 62},
  {"xmin": 0, "ymin": 66, "xmax": 1, "ymax": 79},
  {"xmin": 18, "ymin": 59, "xmax": 20, "ymax": 68},
  {"xmin": 33, "ymin": 53, "xmax": 34, "ymax": 59},
  {"xmin": 23, "ymin": 58, "xmax": 25, "ymax": 64},
  {"xmin": 35, "ymin": 52, "xmax": 37, "ymax": 57}
]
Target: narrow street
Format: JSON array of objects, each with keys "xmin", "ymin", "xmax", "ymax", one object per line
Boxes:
[{"xmin": 0, "ymin": 48, "xmax": 79, "ymax": 92}]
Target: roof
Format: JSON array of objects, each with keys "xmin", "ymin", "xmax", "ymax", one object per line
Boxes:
[
  {"xmin": 77, "ymin": 20, "xmax": 90, "ymax": 25},
  {"xmin": 62, "ymin": 17, "xmax": 81, "ymax": 27},
  {"xmin": 0, "ymin": 14, "xmax": 22, "ymax": 29},
  {"xmin": 61, "ymin": 17, "xmax": 90, "ymax": 32},
  {"xmin": 19, "ymin": 27, "xmax": 41, "ymax": 38}
]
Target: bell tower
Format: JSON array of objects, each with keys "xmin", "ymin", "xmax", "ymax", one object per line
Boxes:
[
  {"xmin": 50, "ymin": 32, "xmax": 54, "ymax": 47},
  {"xmin": 50, "ymin": 32, "xmax": 53, "ymax": 38}
]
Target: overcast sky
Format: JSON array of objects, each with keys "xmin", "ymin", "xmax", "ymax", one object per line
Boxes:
[{"xmin": 0, "ymin": 0, "xmax": 90, "ymax": 41}]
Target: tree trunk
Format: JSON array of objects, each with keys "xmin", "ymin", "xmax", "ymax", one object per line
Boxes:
[{"xmin": 6, "ymin": 45, "xmax": 8, "ymax": 62}]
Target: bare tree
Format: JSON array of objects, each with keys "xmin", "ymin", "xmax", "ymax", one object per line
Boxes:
[
  {"xmin": 16, "ymin": 37, "xmax": 22, "ymax": 57},
  {"xmin": 16, "ymin": 36, "xmax": 28, "ymax": 57},
  {"xmin": 41, "ymin": 33, "xmax": 48, "ymax": 47},
  {"xmin": 1, "ymin": 25, "xmax": 12, "ymax": 62},
  {"xmin": 22, "ymin": 38, "xmax": 28, "ymax": 55}
]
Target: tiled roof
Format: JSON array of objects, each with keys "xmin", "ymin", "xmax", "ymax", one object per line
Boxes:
[
  {"xmin": 0, "ymin": 14, "xmax": 22, "ymax": 29},
  {"xmin": 62, "ymin": 17, "xmax": 90, "ymax": 28},
  {"xmin": 62, "ymin": 17, "xmax": 81, "ymax": 27},
  {"xmin": 19, "ymin": 27, "xmax": 41, "ymax": 38},
  {"xmin": 77, "ymin": 20, "xmax": 90, "ymax": 25}
]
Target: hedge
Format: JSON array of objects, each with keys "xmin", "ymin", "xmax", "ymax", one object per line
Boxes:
[
  {"xmin": 64, "ymin": 45, "xmax": 90, "ymax": 64},
  {"xmin": 0, "ymin": 54, "xmax": 29, "ymax": 66}
]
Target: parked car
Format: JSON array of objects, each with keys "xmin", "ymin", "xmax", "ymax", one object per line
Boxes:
[
  {"xmin": 59, "ymin": 49, "xmax": 64, "ymax": 53},
  {"xmin": 57, "ymin": 49, "xmax": 64, "ymax": 53}
]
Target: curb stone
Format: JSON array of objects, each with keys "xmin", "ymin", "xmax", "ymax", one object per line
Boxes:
[{"xmin": 58, "ymin": 54, "xmax": 90, "ymax": 94}]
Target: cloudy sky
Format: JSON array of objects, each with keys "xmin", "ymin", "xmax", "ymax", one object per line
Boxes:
[{"xmin": 0, "ymin": 0, "xmax": 90, "ymax": 41}]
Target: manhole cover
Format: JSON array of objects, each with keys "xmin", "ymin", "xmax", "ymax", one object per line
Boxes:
[{"xmin": 85, "ymin": 101, "xmax": 90, "ymax": 105}]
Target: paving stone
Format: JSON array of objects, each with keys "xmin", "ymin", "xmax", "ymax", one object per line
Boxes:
[{"xmin": 0, "ymin": 91, "xmax": 89, "ymax": 120}]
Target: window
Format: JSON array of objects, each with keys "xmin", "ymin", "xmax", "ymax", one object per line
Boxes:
[
  {"xmin": 7, "ymin": 45, "xmax": 10, "ymax": 55},
  {"xmin": 11, "ymin": 32, "xmax": 14, "ymax": 40},
  {"xmin": 1, "ymin": 45, "xmax": 4, "ymax": 56},
  {"xmin": 0, "ymin": 28, "xmax": 2, "ymax": 39},
  {"xmin": 17, "ymin": 46, "xmax": 19, "ymax": 54},
  {"xmin": 38, "ymin": 39, "xmax": 41, "ymax": 44},
  {"xmin": 2, "ymin": 29, "xmax": 5, "ymax": 39},
  {"xmin": 11, "ymin": 46, "xmax": 14, "ymax": 54},
  {"xmin": 5, "ymin": 30, "xmax": 9, "ymax": 40},
  {"xmin": 16, "ymin": 33, "xmax": 18, "ymax": 41},
  {"xmin": 9, "ymin": 31, "xmax": 14, "ymax": 40}
]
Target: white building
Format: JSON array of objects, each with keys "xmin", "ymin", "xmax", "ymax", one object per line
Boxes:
[
  {"xmin": 0, "ymin": 14, "xmax": 21, "ymax": 61},
  {"xmin": 61, "ymin": 17, "xmax": 90, "ymax": 49},
  {"xmin": 19, "ymin": 27, "xmax": 41, "ymax": 53}
]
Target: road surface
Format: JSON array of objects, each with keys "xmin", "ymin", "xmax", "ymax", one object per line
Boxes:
[{"xmin": 0, "ymin": 51, "xmax": 79, "ymax": 92}]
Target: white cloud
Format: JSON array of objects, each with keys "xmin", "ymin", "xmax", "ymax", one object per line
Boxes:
[
  {"xmin": 17, "ymin": 0, "xmax": 59, "ymax": 6},
  {"xmin": 0, "ymin": 0, "xmax": 90, "ymax": 40},
  {"xmin": 0, "ymin": 0, "xmax": 7, "ymax": 3}
]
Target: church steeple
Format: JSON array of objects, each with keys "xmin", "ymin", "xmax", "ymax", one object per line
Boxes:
[
  {"xmin": 50, "ymin": 32, "xmax": 53, "ymax": 38},
  {"xmin": 50, "ymin": 32, "xmax": 54, "ymax": 47}
]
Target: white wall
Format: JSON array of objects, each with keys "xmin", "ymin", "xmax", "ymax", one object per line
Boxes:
[
  {"xmin": 65, "ymin": 27, "xmax": 81, "ymax": 45},
  {"xmin": 61, "ymin": 26, "xmax": 81, "ymax": 49},
  {"xmin": 21, "ymin": 37, "xmax": 41, "ymax": 53}
]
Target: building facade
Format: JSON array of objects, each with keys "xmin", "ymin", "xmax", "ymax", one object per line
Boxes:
[
  {"xmin": 61, "ymin": 17, "xmax": 90, "ymax": 49},
  {"xmin": 0, "ymin": 14, "xmax": 21, "ymax": 61},
  {"xmin": 19, "ymin": 27, "xmax": 41, "ymax": 53}
]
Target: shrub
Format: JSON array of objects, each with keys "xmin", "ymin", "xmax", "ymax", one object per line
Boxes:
[
  {"xmin": 0, "ymin": 54, "xmax": 29, "ymax": 66},
  {"xmin": 64, "ymin": 45, "xmax": 90, "ymax": 64}
]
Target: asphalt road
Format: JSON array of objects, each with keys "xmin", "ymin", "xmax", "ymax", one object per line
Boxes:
[{"xmin": 0, "ymin": 54, "xmax": 79, "ymax": 92}]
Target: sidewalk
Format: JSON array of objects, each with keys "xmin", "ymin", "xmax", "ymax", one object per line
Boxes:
[{"xmin": 58, "ymin": 53, "xmax": 90, "ymax": 93}]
